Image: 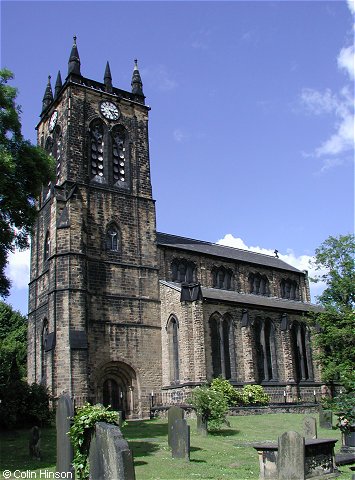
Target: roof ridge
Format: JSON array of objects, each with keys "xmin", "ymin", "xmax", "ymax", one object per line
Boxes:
[{"xmin": 157, "ymin": 231, "xmax": 285, "ymax": 261}]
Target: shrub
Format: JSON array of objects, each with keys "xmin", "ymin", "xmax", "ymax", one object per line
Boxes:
[
  {"xmin": 241, "ymin": 385, "xmax": 269, "ymax": 405},
  {"xmin": 210, "ymin": 377, "xmax": 241, "ymax": 406},
  {"xmin": 69, "ymin": 403, "xmax": 120, "ymax": 479},
  {"xmin": 0, "ymin": 381, "xmax": 52, "ymax": 429},
  {"xmin": 188, "ymin": 385, "xmax": 228, "ymax": 431}
]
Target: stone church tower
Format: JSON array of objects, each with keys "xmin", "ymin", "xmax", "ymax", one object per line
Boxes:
[{"xmin": 27, "ymin": 38, "xmax": 162, "ymax": 417}]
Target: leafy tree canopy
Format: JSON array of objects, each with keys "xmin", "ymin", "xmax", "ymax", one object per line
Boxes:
[
  {"xmin": 0, "ymin": 68, "xmax": 55, "ymax": 297},
  {"xmin": 0, "ymin": 300, "xmax": 27, "ymax": 386},
  {"xmin": 310, "ymin": 234, "xmax": 355, "ymax": 390}
]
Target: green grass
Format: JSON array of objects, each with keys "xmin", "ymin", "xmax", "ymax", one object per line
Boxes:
[{"xmin": 0, "ymin": 414, "xmax": 353, "ymax": 480}]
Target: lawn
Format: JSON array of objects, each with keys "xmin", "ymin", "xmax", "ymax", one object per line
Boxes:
[{"xmin": 0, "ymin": 413, "xmax": 353, "ymax": 480}]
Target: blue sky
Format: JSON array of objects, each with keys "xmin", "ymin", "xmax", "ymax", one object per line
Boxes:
[{"xmin": 1, "ymin": 0, "xmax": 354, "ymax": 315}]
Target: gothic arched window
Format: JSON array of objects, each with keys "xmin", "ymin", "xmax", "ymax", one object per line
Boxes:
[
  {"xmin": 44, "ymin": 231, "xmax": 50, "ymax": 261},
  {"xmin": 281, "ymin": 279, "xmax": 299, "ymax": 300},
  {"xmin": 89, "ymin": 121, "xmax": 105, "ymax": 181},
  {"xmin": 45, "ymin": 126, "xmax": 62, "ymax": 184},
  {"xmin": 106, "ymin": 224, "xmax": 120, "ymax": 252},
  {"xmin": 53, "ymin": 125, "xmax": 62, "ymax": 184},
  {"xmin": 111, "ymin": 125, "xmax": 127, "ymax": 184},
  {"xmin": 209, "ymin": 313, "xmax": 235, "ymax": 380},
  {"xmin": 167, "ymin": 316, "xmax": 180, "ymax": 384},
  {"xmin": 249, "ymin": 273, "xmax": 269, "ymax": 296},
  {"xmin": 171, "ymin": 259, "xmax": 196, "ymax": 283},
  {"xmin": 41, "ymin": 319, "xmax": 49, "ymax": 384},
  {"xmin": 212, "ymin": 266, "xmax": 233, "ymax": 290},
  {"xmin": 254, "ymin": 317, "xmax": 278, "ymax": 382},
  {"xmin": 290, "ymin": 321, "xmax": 313, "ymax": 382}
]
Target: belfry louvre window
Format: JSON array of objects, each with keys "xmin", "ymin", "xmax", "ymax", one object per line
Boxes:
[
  {"xmin": 171, "ymin": 259, "xmax": 196, "ymax": 283},
  {"xmin": 249, "ymin": 273, "xmax": 269, "ymax": 296},
  {"xmin": 111, "ymin": 125, "xmax": 126, "ymax": 183},
  {"xmin": 90, "ymin": 121, "xmax": 104, "ymax": 179},
  {"xmin": 45, "ymin": 126, "xmax": 62, "ymax": 184}
]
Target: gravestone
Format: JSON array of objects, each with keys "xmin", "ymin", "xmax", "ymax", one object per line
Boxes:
[
  {"xmin": 196, "ymin": 413, "xmax": 208, "ymax": 436},
  {"xmin": 319, "ymin": 408, "xmax": 333, "ymax": 429},
  {"xmin": 29, "ymin": 426, "xmax": 41, "ymax": 460},
  {"xmin": 89, "ymin": 422, "xmax": 135, "ymax": 480},
  {"xmin": 56, "ymin": 394, "xmax": 74, "ymax": 476},
  {"xmin": 277, "ymin": 431, "xmax": 305, "ymax": 480},
  {"xmin": 303, "ymin": 416, "xmax": 317, "ymax": 439},
  {"xmin": 168, "ymin": 406, "xmax": 184, "ymax": 447},
  {"xmin": 170, "ymin": 418, "xmax": 190, "ymax": 461}
]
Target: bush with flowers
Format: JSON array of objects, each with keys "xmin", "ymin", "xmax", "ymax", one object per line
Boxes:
[{"xmin": 188, "ymin": 385, "xmax": 229, "ymax": 431}]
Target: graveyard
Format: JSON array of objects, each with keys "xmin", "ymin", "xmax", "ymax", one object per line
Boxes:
[{"xmin": 1, "ymin": 412, "xmax": 354, "ymax": 480}]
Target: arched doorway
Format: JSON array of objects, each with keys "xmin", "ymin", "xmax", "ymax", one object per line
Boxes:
[{"xmin": 97, "ymin": 361, "xmax": 138, "ymax": 418}]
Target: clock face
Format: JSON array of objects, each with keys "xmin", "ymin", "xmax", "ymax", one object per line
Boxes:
[
  {"xmin": 49, "ymin": 110, "xmax": 58, "ymax": 132},
  {"xmin": 100, "ymin": 101, "xmax": 120, "ymax": 120}
]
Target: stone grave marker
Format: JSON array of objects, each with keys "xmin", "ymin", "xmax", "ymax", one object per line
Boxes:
[
  {"xmin": 319, "ymin": 407, "xmax": 333, "ymax": 429},
  {"xmin": 29, "ymin": 426, "xmax": 41, "ymax": 460},
  {"xmin": 89, "ymin": 422, "xmax": 135, "ymax": 480},
  {"xmin": 196, "ymin": 413, "xmax": 208, "ymax": 436},
  {"xmin": 277, "ymin": 431, "xmax": 305, "ymax": 480},
  {"xmin": 168, "ymin": 406, "xmax": 184, "ymax": 447},
  {"xmin": 56, "ymin": 393, "xmax": 74, "ymax": 476},
  {"xmin": 170, "ymin": 418, "xmax": 190, "ymax": 461},
  {"xmin": 303, "ymin": 416, "xmax": 317, "ymax": 439}
]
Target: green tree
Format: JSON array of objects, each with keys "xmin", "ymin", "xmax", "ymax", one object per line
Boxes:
[
  {"xmin": 310, "ymin": 234, "xmax": 355, "ymax": 390},
  {"xmin": 0, "ymin": 300, "xmax": 27, "ymax": 385},
  {"xmin": 0, "ymin": 68, "xmax": 54, "ymax": 297}
]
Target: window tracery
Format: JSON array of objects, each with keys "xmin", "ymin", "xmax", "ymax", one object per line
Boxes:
[
  {"xmin": 254, "ymin": 317, "xmax": 278, "ymax": 382},
  {"xmin": 106, "ymin": 223, "xmax": 120, "ymax": 251},
  {"xmin": 212, "ymin": 266, "xmax": 233, "ymax": 290},
  {"xmin": 209, "ymin": 313, "xmax": 235, "ymax": 380},
  {"xmin": 171, "ymin": 259, "xmax": 196, "ymax": 283},
  {"xmin": 281, "ymin": 278, "xmax": 299, "ymax": 300},
  {"xmin": 248, "ymin": 273, "xmax": 269, "ymax": 296}
]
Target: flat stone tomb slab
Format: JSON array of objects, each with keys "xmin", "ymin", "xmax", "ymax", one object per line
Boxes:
[{"xmin": 253, "ymin": 438, "xmax": 340, "ymax": 479}]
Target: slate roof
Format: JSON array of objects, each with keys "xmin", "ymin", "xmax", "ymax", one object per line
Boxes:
[
  {"xmin": 157, "ymin": 232, "xmax": 302, "ymax": 274},
  {"xmin": 160, "ymin": 281, "xmax": 322, "ymax": 313}
]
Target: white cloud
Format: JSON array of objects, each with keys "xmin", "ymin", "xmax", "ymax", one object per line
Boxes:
[
  {"xmin": 6, "ymin": 248, "xmax": 31, "ymax": 290},
  {"xmin": 298, "ymin": 4, "xmax": 355, "ymax": 172},
  {"xmin": 338, "ymin": 45, "xmax": 355, "ymax": 80},
  {"xmin": 347, "ymin": 0, "xmax": 355, "ymax": 14},
  {"xmin": 173, "ymin": 128, "xmax": 189, "ymax": 143},
  {"xmin": 216, "ymin": 234, "xmax": 326, "ymax": 302},
  {"xmin": 300, "ymin": 85, "xmax": 354, "ymax": 164},
  {"xmin": 142, "ymin": 65, "xmax": 177, "ymax": 92}
]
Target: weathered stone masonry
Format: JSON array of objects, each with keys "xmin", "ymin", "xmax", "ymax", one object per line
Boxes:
[{"xmin": 28, "ymin": 39, "xmax": 322, "ymax": 418}]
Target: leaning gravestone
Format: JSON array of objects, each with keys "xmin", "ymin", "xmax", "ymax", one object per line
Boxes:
[
  {"xmin": 170, "ymin": 418, "xmax": 190, "ymax": 461},
  {"xmin": 196, "ymin": 413, "xmax": 208, "ymax": 436},
  {"xmin": 89, "ymin": 422, "xmax": 135, "ymax": 480},
  {"xmin": 319, "ymin": 408, "xmax": 333, "ymax": 429},
  {"xmin": 56, "ymin": 394, "xmax": 74, "ymax": 476},
  {"xmin": 303, "ymin": 416, "xmax": 317, "ymax": 439},
  {"xmin": 168, "ymin": 406, "xmax": 184, "ymax": 447},
  {"xmin": 277, "ymin": 431, "xmax": 305, "ymax": 480}
]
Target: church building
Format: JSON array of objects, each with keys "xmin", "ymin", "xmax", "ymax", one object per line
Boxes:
[{"xmin": 27, "ymin": 39, "xmax": 322, "ymax": 418}]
